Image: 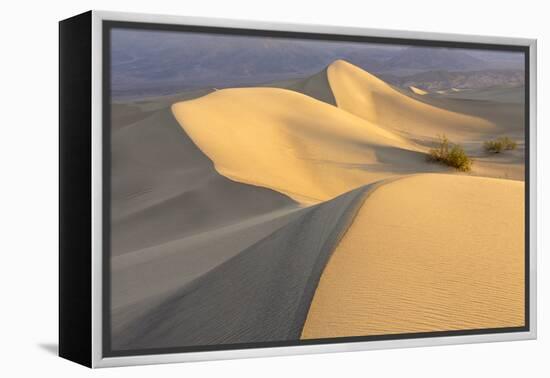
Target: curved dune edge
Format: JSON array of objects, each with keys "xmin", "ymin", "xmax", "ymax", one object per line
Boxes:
[
  {"xmin": 301, "ymin": 174, "xmax": 525, "ymax": 339},
  {"xmin": 109, "ymin": 107, "xmax": 299, "ymax": 336},
  {"xmin": 267, "ymin": 67, "xmax": 337, "ymax": 106},
  {"xmin": 113, "ymin": 184, "xmax": 374, "ymax": 350},
  {"xmin": 326, "ymin": 60, "xmax": 495, "ymax": 140},
  {"xmin": 109, "ymin": 107, "xmax": 296, "ymax": 254},
  {"xmin": 171, "ymin": 87, "xmax": 447, "ymax": 205}
]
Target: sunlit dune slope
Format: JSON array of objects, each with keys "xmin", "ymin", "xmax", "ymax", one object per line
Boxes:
[
  {"xmin": 327, "ymin": 60, "xmax": 495, "ymax": 140},
  {"xmin": 172, "ymin": 87, "xmax": 440, "ymax": 204},
  {"xmin": 302, "ymin": 174, "xmax": 525, "ymax": 338},
  {"xmin": 409, "ymin": 86, "xmax": 428, "ymax": 95}
]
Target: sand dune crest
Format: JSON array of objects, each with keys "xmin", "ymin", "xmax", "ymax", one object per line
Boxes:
[
  {"xmin": 327, "ymin": 60, "xmax": 495, "ymax": 140},
  {"xmin": 172, "ymin": 87, "xmax": 437, "ymax": 204},
  {"xmin": 302, "ymin": 174, "xmax": 525, "ymax": 338}
]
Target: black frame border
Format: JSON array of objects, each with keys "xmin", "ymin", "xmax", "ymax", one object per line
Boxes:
[
  {"xmin": 102, "ymin": 20, "xmax": 531, "ymax": 358},
  {"xmin": 59, "ymin": 11, "xmax": 93, "ymax": 367}
]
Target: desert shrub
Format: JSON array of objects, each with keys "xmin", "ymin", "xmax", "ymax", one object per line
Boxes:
[
  {"xmin": 500, "ymin": 136, "xmax": 517, "ymax": 150},
  {"xmin": 484, "ymin": 140, "xmax": 503, "ymax": 153},
  {"xmin": 484, "ymin": 136, "xmax": 517, "ymax": 153},
  {"xmin": 428, "ymin": 135, "xmax": 473, "ymax": 172}
]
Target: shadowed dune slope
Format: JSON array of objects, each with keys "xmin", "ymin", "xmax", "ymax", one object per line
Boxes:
[
  {"xmin": 111, "ymin": 108, "xmax": 296, "ymax": 255},
  {"xmin": 302, "ymin": 174, "xmax": 525, "ymax": 339},
  {"xmin": 110, "ymin": 107, "xmax": 301, "ymax": 336},
  {"xmin": 113, "ymin": 184, "xmax": 374, "ymax": 350},
  {"xmin": 327, "ymin": 60, "xmax": 495, "ymax": 140},
  {"xmin": 111, "ymin": 206, "xmax": 304, "ymax": 337},
  {"xmin": 172, "ymin": 87, "xmax": 447, "ymax": 204},
  {"xmin": 267, "ymin": 68, "xmax": 336, "ymax": 105}
]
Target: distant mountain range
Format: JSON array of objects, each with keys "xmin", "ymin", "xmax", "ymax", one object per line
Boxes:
[
  {"xmin": 381, "ymin": 69, "xmax": 525, "ymax": 91},
  {"xmin": 111, "ymin": 29, "xmax": 524, "ymax": 98},
  {"xmin": 383, "ymin": 47, "xmax": 486, "ymax": 71}
]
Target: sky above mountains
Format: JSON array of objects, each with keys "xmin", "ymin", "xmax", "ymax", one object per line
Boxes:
[{"xmin": 111, "ymin": 28, "xmax": 524, "ymax": 98}]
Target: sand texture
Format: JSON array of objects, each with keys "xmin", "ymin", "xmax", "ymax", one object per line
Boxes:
[
  {"xmin": 113, "ymin": 185, "xmax": 373, "ymax": 350},
  {"xmin": 302, "ymin": 174, "xmax": 525, "ymax": 338}
]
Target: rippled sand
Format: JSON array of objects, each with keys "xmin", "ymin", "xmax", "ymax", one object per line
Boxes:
[{"xmin": 302, "ymin": 174, "xmax": 524, "ymax": 338}]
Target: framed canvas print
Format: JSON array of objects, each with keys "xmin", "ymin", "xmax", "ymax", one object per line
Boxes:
[{"xmin": 59, "ymin": 10, "xmax": 537, "ymax": 368}]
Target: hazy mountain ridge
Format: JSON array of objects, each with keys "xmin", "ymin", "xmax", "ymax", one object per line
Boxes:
[
  {"xmin": 111, "ymin": 30, "xmax": 524, "ymax": 99},
  {"xmin": 381, "ymin": 69, "xmax": 525, "ymax": 91},
  {"xmin": 383, "ymin": 47, "xmax": 486, "ymax": 70}
]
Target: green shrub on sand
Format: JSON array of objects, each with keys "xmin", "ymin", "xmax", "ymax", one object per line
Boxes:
[
  {"xmin": 484, "ymin": 137, "xmax": 517, "ymax": 153},
  {"xmin": 428, "ymin": 135, "xmax": 473, "ymax": 172}
]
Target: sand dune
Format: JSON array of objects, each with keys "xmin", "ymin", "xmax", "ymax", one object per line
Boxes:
[
  {"xmin": 110, "ymin": 58, "xmax": 526, "ymax": 351},
  {"xmin": 113, "ymin": 184, "xmax": 373, "ymax": 350},
  {"xmin": 267, "ymin": 68, "xmax": 336, "ymax": 106},
  {"xmin": 172, "ymin": 87, "xmax": 449, "ymax": 204},
  {"xmin": 111, "ymin": 89, "xmax": 214, "ymax": 131},
  {"xmin": 111, "ymin": 206, "xmax": 304, "ymax": 336},
  {"xmin": 111, "ymin": 108, "xmax": 295, "ymax": 255},
  {"xmin": 326, "ymin": 60, "xmax": 495, "ymax": 141},
  {"xmin": 302, "ymin": 174, "xmax": 524, "ymax": 338},
  {"xmin": 277, "ymin": 61, "xmax": 523, "ymax": 145},
  {"xmin": 409, "ymin": 86, "xmax": 428, "ymax": 95},
  {"xmin": 269, "ymin": 62, "xmax": 525, "ymax": 182},
  {"xmin": 110, "ymin": 107, "xmax": 300, "ymax": 338}
]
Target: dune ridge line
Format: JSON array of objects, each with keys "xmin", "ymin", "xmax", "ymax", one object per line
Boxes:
[
  {"xmin": 171, "ymin": 82, "xmax": 439, "ymax": 204},
  {"xmin": 302, "ymin": 173, "xmax": 525, "ymax": 338},
  {"xmin": 113, "ymin": 183, "xmax": 378, "ymax": 350}
]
